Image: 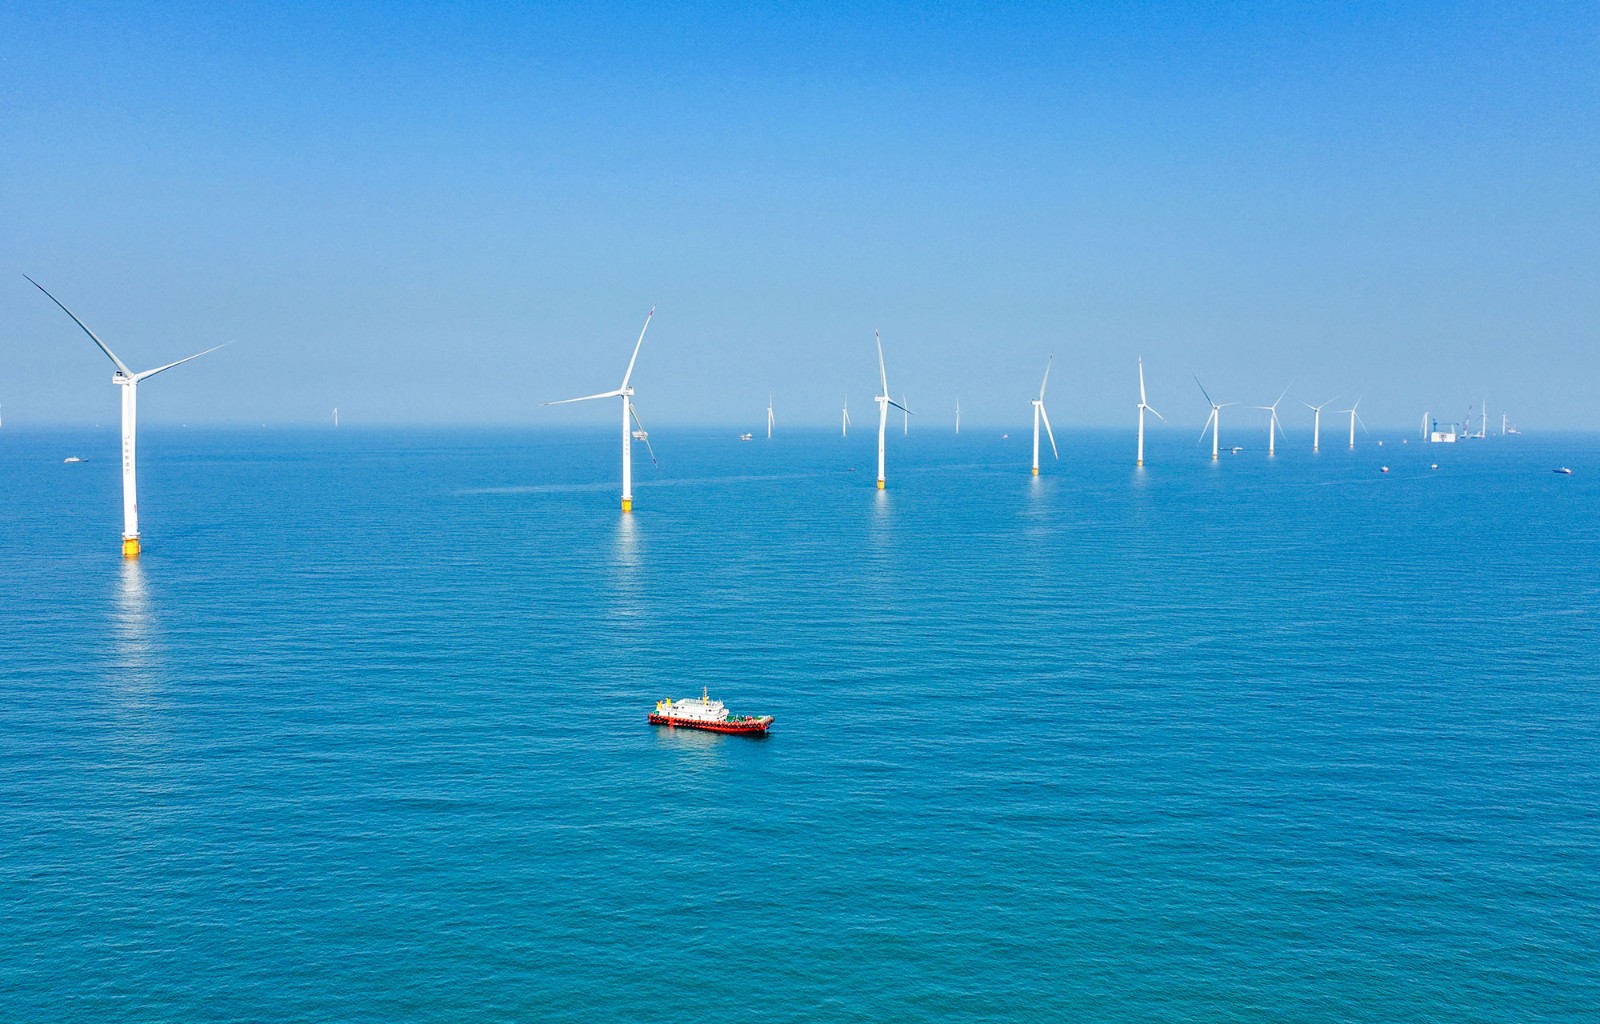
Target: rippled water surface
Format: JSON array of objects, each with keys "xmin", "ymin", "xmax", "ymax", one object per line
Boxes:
[{"xmin": 3, "ymin": 426, "xmax": 1597, "ymax": 1022}]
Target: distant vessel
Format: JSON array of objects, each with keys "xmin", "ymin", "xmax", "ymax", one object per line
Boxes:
[
  {"xmin": 738, "ymin": 432, "xmax": 753, "ymax": 442},
  {"xmin": 63, "ymin": 456, "xmax": 83, "ymax": 463},
  {"xmin": 1429, "ymin": 418, "xmax": 1459, "ymax": 443},
  {"xmin": 650, "ymin": 688, "xmax": 773, "ymax": 735},
  {"xmin": 1554, "ymin": 467, "xmax": 1573, "ymax": 475}
]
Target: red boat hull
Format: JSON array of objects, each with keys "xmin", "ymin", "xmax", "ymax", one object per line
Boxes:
[{"xmin": 648, "ymin": 713, "xmax": 773, "ymax": 735}]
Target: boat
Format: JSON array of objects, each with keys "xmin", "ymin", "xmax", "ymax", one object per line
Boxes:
[
  {"xmin": 1554, "ymin": 467, "xmax": 1573, "ymax": 475},
  {"xmin": 62, "ymin": 456, "xmax": 83, "ymax": 463},
  {"xmin": 738, "ymin": 432, "xmax": 753, "ymax": 441},
  {"xmin": 650, "ymin": 687, "xmax": 773, "ymax": 735}
]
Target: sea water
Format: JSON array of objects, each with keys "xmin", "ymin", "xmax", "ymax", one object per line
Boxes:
[{"xmin": 2, "ymin": 426, "xmax": 1597, "ymax": 1022}]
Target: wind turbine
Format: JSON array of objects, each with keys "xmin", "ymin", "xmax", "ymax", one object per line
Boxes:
[
  {"xmin": 332, "ymin": 406, "xmax": 339, "ymax": 428},
  {"xmin": 902, "ymin": 394, "xmax": 909, "ymax": 435},
  {"xmin": 26, "ymin": 275, "xmax": 227, "ymax": 558},
  {"xmin": 955, "ymin": 399, "xmax": 960, "ymax": 435},
  {"xmin": 766, "ymin": 392, "xmax": 774, "ymax": 439},
  {"xmin": 1253, "ymin": 385, "xmax": 1291, "ymax": 457},
  {"xmin": 1304, "ymin": 397, "xmax": 1338, "ymax": 452},
  {"xmin": 1195, "ymin": 377, "xmax": 1237, "ymax": 461},
  {"xmin": 873, "ymin": 331, "xmax": 909, "ymax": 489},
  {"xmin": 842, "ymin": 395, "xmax": 850, "ymax": 438},
  {"xmin": 1335, "ymin": 397, "xmax": 1367, "ymax": 449},
  {"xmin": 1136, "ymin": 357, "xmax": 1164, "ymax": 466},
  {"xmin": 546, "ymin": 308, "xmax": 658, "ymax": 513},
  {"xmin": 1030, "ymin": 356, "xmax": 1059, "ymax": 475}
]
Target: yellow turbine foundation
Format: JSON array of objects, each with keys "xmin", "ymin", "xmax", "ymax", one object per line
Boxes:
[
  {"xmin": 621, "ymin": 498, "xmax": 633, "ymax": 513},
  {"xmin": 876, "ymin": 479, "xmax": 885, "ymax": 489},
  {"xmin": 1137, "ymin": 460, "xmax": 1144, "ymax": 467},
  {"xmin": 1032, "ymin": 467, "xmax": 1039, "ymax": 475},
  {"xmin": 122, "ymin": 536, "xmax": 141, "ymax": 558}
]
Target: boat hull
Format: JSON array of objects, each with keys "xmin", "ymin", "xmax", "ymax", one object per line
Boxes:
[{"xmin": 648, "ymin": 713, "xmax": 773, "ymax": 735}]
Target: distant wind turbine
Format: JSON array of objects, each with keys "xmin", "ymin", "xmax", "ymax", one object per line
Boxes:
[
  {"xmin": 26, "ymin": 275, "xmax": 227, "ymax": 557},
  {"xmin": 1195, "ymin": 377, "xmax": 1237, "ymax": 461},
  {"xmin": 1335, "ymin": 396, "xmax": 1367, "ymax": 449},
  {"xmin": 1136, "ymin": 357, "xmax": 1164, "ymax": 466},
  {"xmin": 873, "ymin": 331, "xmax": 910, "ymax": 489},
  {"xmin": 1031, "ymin": 356, "xmax": 1059, "ymax": 475},
  {"xmin": 766, "ymin": 392, "xmax": 774, "ymax": 439},
  {"xmin": 955, "ymin": 399, "xmax": 960, "ymax": 435},
  {"xmin": 902, "ymin": 394, "xmax": 909, "ymax": 435},
  {"xmin": 842, "ymin": 395, "xmax": 851, "ymax": 438},
  {"xmin": 545, "ymin": 308, "xmax": 658, "ymax": 513},
  {"xmin": 332, "ymin": 406, "xmax": 339, "ymax": 428},
  {"xmin": 1304, "ymin": 397, "xmax": 1338, "ymax": 452},
  {"xmin": 1253, "ymin": 385, "xmax": 1291, "ymax": 457}
]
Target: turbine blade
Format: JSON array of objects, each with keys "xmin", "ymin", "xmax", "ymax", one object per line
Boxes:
[
  {"xmin": 1039, "ymin": 355, "xmax": 1052, "ymax": 400},
  {"xmin": 1146, "ymin": 404, "xmax": 1166, "ymax": 423},
  {"xmin": 629, "ymin": 403, "xmax": 659, "ymax": 466},
  {"xmin": 887, "ymin": 399, "xmax": 911, "ymax": 415},
  {"xmin": 545, "ymin": 388, "xmax": 624, "ymax": 405},
  {"xmin": 1198, "ymin": 409, "xmax": 1216, "ymax": 444},
  {"xmin": 1194, "ymin": 375, "xmax": 1214, "ymax": 406},
  {"xmin": 132, "ymin": 342, "xmax": 229, "ymax": 382},
  {"xmin": 24, "ymin": 275, "xmax": 134, "ymax": 376},
  {"xmin": 618, "ymin": 307, "xmax": 655, "ymax": 390},
  {"xmin": 1039, "ymin": 403, "xmax": 1059, "ymax": 459},
  {"xmin": 875, "ymin": 329, "xmax": 889, "ymax": 395},
  {"xmin": 1138, "ymin": 358, "xmax": 1147, "ymax": 405}
]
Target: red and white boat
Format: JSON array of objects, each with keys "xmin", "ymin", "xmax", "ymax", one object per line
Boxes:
[{"xmin": 650, "ymin": 688, "xmax": 773, "ymax": 735}]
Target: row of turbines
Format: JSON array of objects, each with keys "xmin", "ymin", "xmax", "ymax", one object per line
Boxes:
[{"xmin": 23, "ymin": 283, "xmax": 1383, "ymax": 557}]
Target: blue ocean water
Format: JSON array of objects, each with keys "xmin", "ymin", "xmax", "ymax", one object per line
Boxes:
[{"xmin": 2, "ymin": 424, "xmax": 1597, "ymax": 1022}]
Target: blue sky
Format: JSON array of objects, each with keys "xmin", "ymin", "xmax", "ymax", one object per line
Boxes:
[{"xmin": 2, "ymin": 1, "xmax": 1595, "ymax": 431}]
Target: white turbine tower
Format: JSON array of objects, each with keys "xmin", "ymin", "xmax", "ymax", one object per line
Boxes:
[
  {"xmin": 1305, "ymin": 397, "xmax": 1338, "ymax": 452},
  {"xmin": 1136, "ymin": 357, "xmax": 1164, "ymax": 466},
  {"xmin": 27, "ymin": 275, "xmax": 226, "ymax": 558},
  {"xmin": 1253, "ymin": 385, "xmax": 1290, "ymax": 457},
  {"xmin": 1195, "ymin": 377, "xmax": 1237, "ymax": 461},
  {"xmin": 1335, "ymin": 397, "xmax": 1367, "ymax": 449},
  {"xmin": 955, "ymin": 399, "xmax": 960, "ymax": 435},
  {"xmin": 902, "ymin": 394, "xmax": 909, "ymax": 435},
  {"xmin": 1030, "ymin": 356, "xmax": 1059, "ymax": 476},
  {"xmin": 332, "ymin": 406, "xmax": 339, "ymax": 428},
  {"xmin": 842, "ymin": 395, "xmax": 851, "ymax": 438},
  {"xmin": 546, "ymin": 307, "xmax": 658, "ymax": 513},
  {"xmin": 873, "ymin": 331, "xmax": 909, "ymax": 489},
  {"xmin": 766, "ymin": 392, "xmax": 775, "ymax": 439}
]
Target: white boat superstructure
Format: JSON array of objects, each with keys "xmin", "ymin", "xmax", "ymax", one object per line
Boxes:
[{"xmin": 655, "ymin": 688, "xmax": 729, "ymax": 723}]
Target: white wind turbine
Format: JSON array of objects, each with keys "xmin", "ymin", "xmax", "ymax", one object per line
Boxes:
[
  {"xmin": 873, "ymin": 331, "xmax": 909, "ymax": 489},
  {"xmin": 27, "ymin": 275, "xmax": 227, "ymax": 558},
  {"xmin": 955, "ymin": 399, "xmax": 960, "ymax": 435},
  {"xmin": 766, "ymin": 392, "xmax": 775, "ymax": 439},
  {"xmin": 1136, "ymin": 357, "xmax": 1164, "ymax": 466},
  {"xmin": 546, "ymin": 308, "xmax": 658, "ymax": 513},
  {"xmin": 842, "ymin": 395, "xmax": 851, "ymax": 438},
  {"xmin": 1253, "ymin": 385, "xmax": 1291, "ymax": 457},
  {"xmin": 902, "ymin": 394, "xmax": 909, "ymax": 435},
  {"xmin": 1030, "ymin": 356, "xmax": 1059, "ymax": 476},
  {"xmin": 1335, "ymin": 396, "xmax": 1367, "ymax": 449},
  {"xmin": 1195, "ymin": 377, "xmax": 1237, "ymax": 461},
  {"xmin": 1304, "ymin": 397, "xmax": 1338, "ymax": 452}
]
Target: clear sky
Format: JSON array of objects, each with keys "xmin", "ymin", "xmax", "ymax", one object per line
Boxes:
[{"xmin": 2, "ymin": 1, "xmax": 1595, "ymax": 432}]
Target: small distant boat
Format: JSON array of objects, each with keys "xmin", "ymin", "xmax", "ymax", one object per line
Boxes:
[
  {"xmin": 1380, "ymin": 466, "xmax": 1390, "ymax": 473},
  {"xmin": 62, "ymin": 456, "xmax": 83, "ymax": 463},
  {"xmin": 1230, "ymin": 446, "xmax": 1243, "ymax": 454},
  {"xmin": 650, "ymin": 688, "xmax": 772, "ymax": 735},
  {"xmin": 1554, "ymin": 467, "xmax": 1573, "ymax": 475},
  {"xmin": 738, "ymin": 432, "xmax": 753, "ymax": 442}
]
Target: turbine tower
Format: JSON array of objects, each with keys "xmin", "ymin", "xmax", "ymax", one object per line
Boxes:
[
  {"xmin": 1253, "ymin": 385, "xmax": 1290, "ymax": 457},
  {"xmin": 1030, "ymin": 356, "xmax": 1059, "ymax": 475},
  {"xmin": 332, "ymin": 406, "xmax": 339, "ymax": 428},
  {"xmin": 546, "ymin": 308, "xmax": 658, "ymax": 513},
  {"xmin": 766, "ymin": 392, "xmax": 774, "ymax": 439},
  {"xmin": 1335, "ymin": 397, "xmax": 1366, "ymax": 449},
  {"xmin": 1195, "ymin": 377, "xmax": 1236, "ymax": 461},
  {"xmin": 902, "ymin": 394, "xmax": 909, "ymax": 435},
  {"xmin": 841, "ymin": 395, "xmax": 851, "ymax": 438},
  {"xmin": 1136, "ymin": 357, "xmax": 1164, "ymax": 466},
  {"xmin": 955, "ymin": 399, "xmax": 960, "ymax": 435},
  {"xmin": 26, "ymin": 275, "xmax": 226, "ymax": 558},
  {"xmin": 1304, "ymin": 397, "xmax": 1337, "ymax": 452},
  {"xmin": 873, "ymin": 331, "xmax": 909, "ymax": 489}
]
